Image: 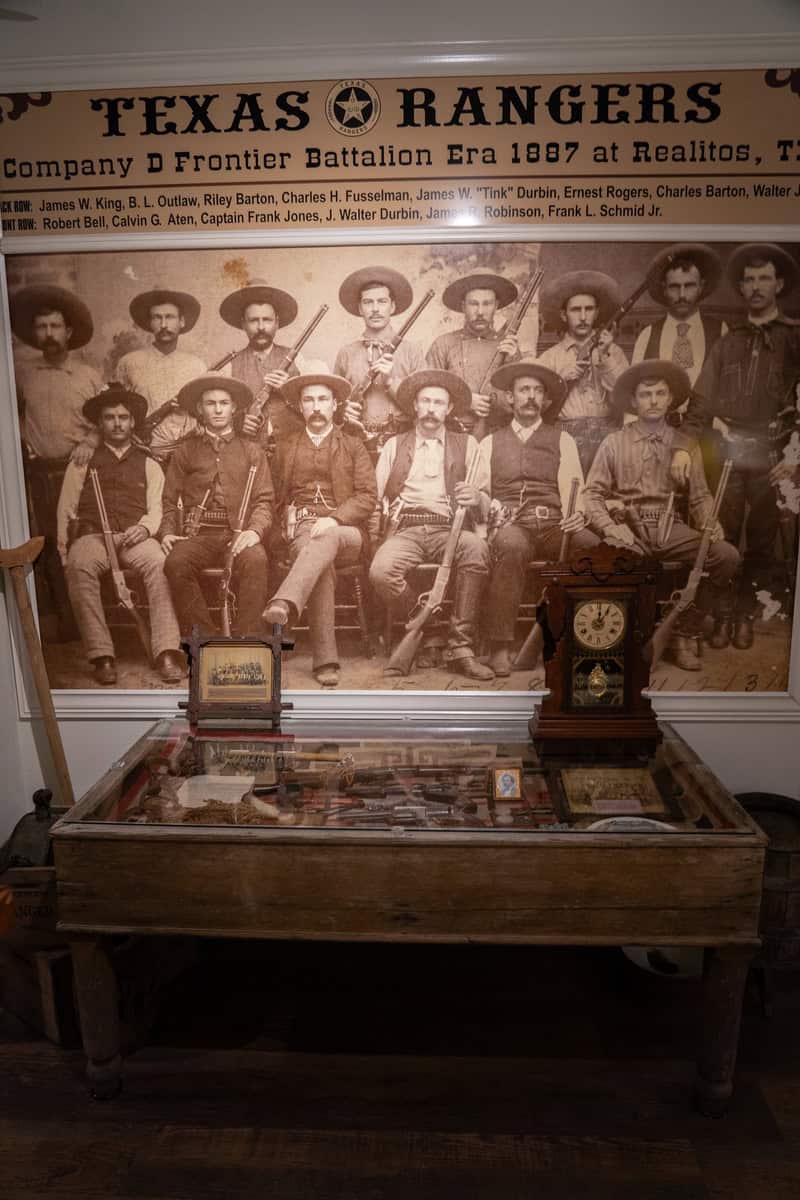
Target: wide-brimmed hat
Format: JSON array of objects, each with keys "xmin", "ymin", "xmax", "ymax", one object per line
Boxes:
[
  {"xmin": 442, "ymin": 272, "xmax": 518, "ymax": 312},
  {"xmin": 490, "ymin": 360, "xmax": 568, "ymax": 422},
  {"xmin": 219, "ymin": 279, "xmax": 298, "ymax": 329},
  {"xmin": 338, "ymin": 266, "xmax": 413, "ymax": 316},
  {"xmin": 177, "ymin": 373, "xmax": 253, "ymax": 414},
  {"xmin": 541, "ymin": 271, "xmax": 622, "ymax": 328},
  {"xmin": 83, "ymin": 384, "xmax": 148, "ymax": 429},
  {"xmin": 129, "ymin": 289, "xmax": 201, "ymax": 333},
  {"xmin": 646, "ymin": 243, "xmax": 722, "ymax": 305},
  {"xmin": 394, "ymin": 369, "xmax": 473, "ymax": 417},
  {"xmin": 282, "ymin": 365, "xmax": 352, "ymax": 409},
  {"xmin": 611, "ymin": 360, "xmax": 691, "ymax": 416},
  {"xmin": 726, "ymin": 243, "xmax": 798, "ymax": 295},
  {"xmin": 10, "ymin": 284, "xmax": 94, "ymax": 349}
]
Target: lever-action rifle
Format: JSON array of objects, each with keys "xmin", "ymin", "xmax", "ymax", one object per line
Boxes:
[
  {"xmin": 139, "ymin": 347, "xmax": 239, "ymax": 441},
  {"xmin": 473, "ymin": 266, "xmax": 545, "ymax": 441},
  {"xmin": 89, "ymin": 468, "xmax": 152, "ymax": 662},
  {"xmin": 512, "ymin": 476, "xmax": 580, "ymax": 671},
  {"xmin": 346, "ymin": 289, "xmax": 435, "ymax": 435},
  {"xmin": 244, "ymin": 304, "xmax": 329, "ymax": 434},
  {"xmin": 644, "ymin": 458, "xmax": 732, "ymax": 668},
  {"xmin": 219, "ymin": 465, "xmax": 257, "ymax": 637},
  {"xmin": 575, "ymin": 254, "xmax": 675, "ymax": 375},
  {"xmin": 385, "ymin": 452, "xmax": 481, "ymax": 676}
]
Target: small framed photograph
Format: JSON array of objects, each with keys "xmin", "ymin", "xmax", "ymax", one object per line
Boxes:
[
  {"xmin": 199, "ymin": 642, "xmax": 272, "ymax": 704},
  {"xmin": 183, "ymin": 628, "xmax": 294, "ymax": 731},
  {"xmin": 493, "ymin": 767, "xmax": 522, "ymax": 801}
]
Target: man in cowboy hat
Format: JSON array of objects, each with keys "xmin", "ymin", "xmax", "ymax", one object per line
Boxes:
[
  {"xmin": 681, "ymin": 243, "xmax": 800, "ymax": 650},
  {"xmin": 632, "ymin": 243, "xmax": 725, "ymax": 392},
  {"xmin": 426, "ymin": 272, "xmax": 521, "ymax": 430},
  {"xmin": 56, "ymin": 384, "xmax": 184, "ymax": 686},
  {"xmin": 116, "ymin": 288, "xmax": 206, "ymax": 455},
  {"xmin": 11, "ymin": 283, "xmax": 104, "ymax": 641},
  {"xmin": 262, "ymin": 365, "xmax": 377, "ymax": 688},
  {"xmin": 220, "ymin": 278, "xmax": 305, "ymax": 445},
  {"xmin": 369, "ymin": 368, "xmax": 494, "ymax": 681},
  {"xmin": 160, "ymin": 375, "xmax": 274, "ymax": 638},
  {"xmin": 537, "ymin": 270, "xmax": 629, "ymax": 474},
  {"xmin": 475, "ymin": 360, "xmax": 600, "ymax": 677},
  {"xmin": 334, "ymin": 265, "xmax": 425, "ymax": 442},
  {"xmin": 583, "ymin": 360, "xmax": 739, "ymax": 671}
]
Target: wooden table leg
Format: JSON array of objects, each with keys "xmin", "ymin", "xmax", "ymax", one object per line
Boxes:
[
  {"xmin": 70, "ymin": 938, "xmax": 123, "ymax": 1100},
  {"xmin": 694, "ymin": 943, "xmax": 757, "ymax": 1117}
]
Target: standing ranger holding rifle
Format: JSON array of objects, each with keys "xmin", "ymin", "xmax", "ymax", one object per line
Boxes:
[
  {"xmin": 538, "ymin": 269, "xmax": 629, "ymax": 474},
  {"xmin": 334, "ymin": 265, "xmax": 428, "ymax": 452},
  {"xmin": 116, "ymin": 288, "xmax": 206, "ymax": 458},
  {"xmin": 426, "ymin": 271, "xmax": 522, "ymax": 435},
  {"xmin": 679, "ymin": 243, "xmax": 800, "ymax": 651},
  {"xmin": 220, "ymin": 277, "xmax": 311, "ymax": 447},
  {"xmin": 475, "ymin": 360, "xmax": 600, "ymax": 677},
  {"xmin": 583, "ymin": 361, "xmax": 740, "ymax": 672},
  {"xmin": 369, "ymin": 369, "xmax": 494, "ymax": 682},
  {"xmin": 160, "ymin": 375, "xmax": 274, "ymax": 638},
  {"xmin": 57, "ymin": 385, "xmax": 184, "ymax": 686}
]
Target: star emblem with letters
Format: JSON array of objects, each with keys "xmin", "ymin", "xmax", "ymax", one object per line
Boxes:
[{"xmin": 325, "ymin": 78, "xmax": 381, "ymax": 136}]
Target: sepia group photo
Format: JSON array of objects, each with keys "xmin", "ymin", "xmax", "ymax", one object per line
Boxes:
[{"xmin": 6, "ymin": 237, "xmax": 799, "ymax": 695}]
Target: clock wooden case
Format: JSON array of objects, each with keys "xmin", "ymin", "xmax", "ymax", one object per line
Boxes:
[{"xmin": 531, "ymin": 547, "xmax": 662, "ymax": 759}]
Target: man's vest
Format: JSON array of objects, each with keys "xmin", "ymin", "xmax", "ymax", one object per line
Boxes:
[
  {"xmin": 76, "ymin": 443, "xmax": 148, "ymax": 532},
  {"xmin": 384, "ymin": 429, "xmax": 469, "ymax": 504},
  {"xmin": 490, "ymin": 424, "xmax": 562, "ymax": 510},
  {"xmin": 643, "ymin": 314, "xmax": 723, "ymax": 361}
]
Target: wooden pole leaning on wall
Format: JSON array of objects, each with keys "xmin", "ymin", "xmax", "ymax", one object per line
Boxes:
[{"xmin": 0, "ymin": 536, "xmax": 75, "ymax": 808}]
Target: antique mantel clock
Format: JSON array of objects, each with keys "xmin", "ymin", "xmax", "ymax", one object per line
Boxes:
[{"xmin": 531, "ymin": 547, "xmax": 662, "ymax": 759}]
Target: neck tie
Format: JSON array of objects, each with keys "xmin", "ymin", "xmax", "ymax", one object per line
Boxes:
[{"xmin": 672, "ymin": 322, "xmax": 694, "ymax": 369}]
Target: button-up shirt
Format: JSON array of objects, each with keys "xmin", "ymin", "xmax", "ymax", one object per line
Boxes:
[
  {"xmin": 56, "ymin": 443, "xmax": 164, "ymax": 558},
  {"xmin": 538, "ymin": 334, "xmax": 628, "ymax": 420},
  {"xmin": 16, "ymin": 354, "xmax": 103, "ymax": 459},
  {"xmin": 160, "ymin": 430, "xmax": 274, "ymax": 540},
  {"xmin": 116, "ymin": 345, "xmax": 206, "ymax": 448},
  {"xmin": 632, "ymin": 312, "xmax": 728, "ymax": 389},
  {"xmin": 375, "ymin": 428, "xmax": 488, "ymax": 518},
  {"xmin": 584, "ymin": 421, "xmax": 711, "ymax": 534},
  {"xmin": 426, "ymin": 326, "xmax": 520, "ymax": 398}
]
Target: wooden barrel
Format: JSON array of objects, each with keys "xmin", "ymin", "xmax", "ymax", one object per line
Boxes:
[{"xmin": 736, "ymin": 793, "xmax": 800, "ymax": 968}]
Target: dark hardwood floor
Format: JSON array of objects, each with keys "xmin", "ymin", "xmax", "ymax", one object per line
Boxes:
[{"xmin": 2, "ymin": 940, "xmax": 799, "ymax": 1198}]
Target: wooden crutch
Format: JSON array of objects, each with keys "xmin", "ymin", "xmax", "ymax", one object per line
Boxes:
[{"xmin": 0, "ymin": 535, "xmax": 75, "ymax": 807}]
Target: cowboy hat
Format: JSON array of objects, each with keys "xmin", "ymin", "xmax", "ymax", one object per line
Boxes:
[
  {"xmin": 82, "ymin": 384, "xmax": 148, "ymax": 429},
  {"xmin": 176, "ymin": 373, "xmax": 253, "ymax": 414},
  {"xmin": 490, "ymin": 360, "xmax": 568, "ymax": 421},
  {"xmin": 219, "ymin": 279, "xmax": 298, "ymax": 329},
  {"xmin": 541, "ymin": 271, "xmax": 622, "ymax": 328},
  {"xmin": 610, "ymin": 359, "xmax": 691, "ymax": 416},
  {"xmin": 10, "ymin": 285, "xmax": 93, "ymax": 349},
  {"xmin": 394, "ymin": 369, "xmax": 472, "ymax": 417},
  {"xmin": 282, "ymin": 367, "xmax": 352, "ymax": 409},
  {"xmin": 646, "ymin": 242, "xmax": 722, "ymax": 305},
  {"xmin": 129, "ymin": 288, "xmax": 201, "ymax": 332},
  {"xmin": 338, "ymin": 266, "xmax": 413, "ymax": 316},
  {"xmin": 441, "ymin": 272, "xmax": 518, "ymax": 313},
  {"xmin": 726, "ymin": 243, "xmax": 798, "ymax": 294}
]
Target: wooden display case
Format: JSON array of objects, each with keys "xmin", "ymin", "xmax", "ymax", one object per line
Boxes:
[{"xmin": 51, "ymin": 717, "xmax": 766, "ymax": 1113}]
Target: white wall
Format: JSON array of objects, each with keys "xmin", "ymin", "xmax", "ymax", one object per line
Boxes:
[{"xmin": 2, "ymin": 2, "xmax": 800, "ymax": 836}]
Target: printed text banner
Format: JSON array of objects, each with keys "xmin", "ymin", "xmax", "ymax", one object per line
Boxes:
[{"xmin": 2, "ymin": 69, "xmax": 800, "ymax": 236}]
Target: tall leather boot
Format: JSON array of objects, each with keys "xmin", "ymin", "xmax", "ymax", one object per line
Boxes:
[
  {"xmin": 446, "ymin": 572, "xmax": 495, "ymax": 682},
  {"xmin": 708, "ymin": 583, "xmax": 733, "ymax": 650}
]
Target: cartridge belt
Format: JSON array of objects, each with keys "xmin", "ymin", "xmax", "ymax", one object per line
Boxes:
[
  {"xmin": 397, "ymin": 509, "xmax": 451, "ymax": 529},
  {"xmin": 198, "ymin": 509, "xmax": 230, "ymax": 527},
  {"xmin": 635, "ymin": 505, "xmax": 666, "ymax": 522}
]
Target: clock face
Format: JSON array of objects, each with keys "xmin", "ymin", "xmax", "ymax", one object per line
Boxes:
[{"xmin": 573, "ymin": 598, "xmax": 627, "ymax": 651}]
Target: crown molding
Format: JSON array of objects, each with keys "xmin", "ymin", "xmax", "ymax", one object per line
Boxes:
[{"xmin": 2, "ymin": 33, "xmax": 800, "ymax": 90}]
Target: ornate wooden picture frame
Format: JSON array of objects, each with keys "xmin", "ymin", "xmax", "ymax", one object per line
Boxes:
[{"xmin": 182, "ymin": 624, "xmax": 294, "ymax": 731}]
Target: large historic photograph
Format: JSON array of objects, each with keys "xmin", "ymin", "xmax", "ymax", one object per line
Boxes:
[{"xmin": 5, "ymin": 239, "xmax": 799, "ymax": 693}]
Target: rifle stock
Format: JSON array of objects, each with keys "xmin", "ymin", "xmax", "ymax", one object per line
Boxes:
[
  {"xmin": 89, "ymin": 468, "xmax": 152, "ymax": 662},
  {"xmin": 386, "ymin": 449, "xmax": 480, "ymax": 675},
  {"xmin": 220, "ymin": 465, "xmax": 257, "ymax": 637},
  {"xmin": 513, "ymin": 475, "xmax": 579, "ymax": 672},
  {"xmin": 645, "ymin": 458, "xmax": 732, "ymax": 668}
]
